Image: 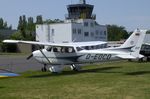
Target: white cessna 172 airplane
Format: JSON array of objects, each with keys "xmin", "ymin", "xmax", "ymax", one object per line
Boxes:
[{"xmin": 3, "ymin": 29, "xmax": 146, "ymax": 73}]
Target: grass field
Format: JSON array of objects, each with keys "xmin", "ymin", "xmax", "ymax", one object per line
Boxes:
[{"xmin": 0, "ymin": 61, "xmax": 150, "ymax": 99}]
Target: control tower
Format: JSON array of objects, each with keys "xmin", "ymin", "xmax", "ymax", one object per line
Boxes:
[{"xmin": 66, "ymin": 0, "xmax": 96, "ymax": 20}]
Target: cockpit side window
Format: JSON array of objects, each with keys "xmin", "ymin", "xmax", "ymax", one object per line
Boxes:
[
  {"xmin": 76, "ymin": 47, "xmax": 83, "ymax": 51},
  {"xmin": 65, "ymin": 47, "xmax": 69, "ymax": 53},
  {"xmin": 61, "ymin": 47, "xmax": 75, "ymax": 53},
  {"xmin": 91, "ymin": 46, "xmax": 94, "ymax": 49},
  {"xmin": 53, "ymin": 47, "xmax": 58, "ymax": 52},
  {"xmin": 46, "ymin": 47, "xmax": 52, "ymax": 52},
  {"xmin": 68, "ymin": 47, "xmax": 75, "ymax": 53},
  {"xmin": 51, "ymin": 46, "xmax": 75, "ymax": 53},
  {"xmin": 83, "ymin": 46, "xmax": 89, "ymax": 50}
]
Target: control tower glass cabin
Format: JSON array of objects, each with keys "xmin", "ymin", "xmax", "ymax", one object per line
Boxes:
[{"xmin": 66, "ymin": 0, "xmax": 96, "ymax": 20}]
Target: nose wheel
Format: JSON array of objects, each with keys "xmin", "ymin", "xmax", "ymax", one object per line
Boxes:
[{"xmin": 41, "ymin": 64, "xmax": 47, "ymax": 72}]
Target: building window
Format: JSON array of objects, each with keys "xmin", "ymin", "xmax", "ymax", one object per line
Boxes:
[
  {"xmin": 52, "ymin": 29, "xmax": 55, "ymax": 36},
  {"xmin": 52, "ymin": 29, "xmax": 54, "ymax": 33},
  {"xmin": 104, "ymin": 31, "xmax": 106, "ymax": 35},
  {"xmin": 73, "ymin": 29, "xmax": 76, "ymax": 34},
  {"xmin": 84, "ymin": 22, "xmax": 88, "ymax": 27},
  {"xmin": 90, "ymin": 22, "xmax": 94, "ymax": 27},
  {"xmin": 95, "ymin": 37, "xmax": 98, "ymax": 39},
  {"xmin": 100, "ymin": 31, "xmax": 102, "ymax": 35},
  {"xmin": 52, "ymin": 32, "xmax": 55, "ymax": 36},
  {"xmin": 91, "ymin": 32, "xmax": 94, "ymax": 37},
  {"xmin": 84, "ymin": 32, "xmax": 89, "ymax": 37},
  {"xmin": 78, "ymin": 29, "xmax": 82, "ymax": 34},
  {"xmin": 96, "ymin": 30, "xmax": 99, "ymax": 35}
]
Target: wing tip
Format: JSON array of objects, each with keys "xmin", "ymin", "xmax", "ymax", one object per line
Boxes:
[{"xmin": 3, "ymin": 40, "xmax": 19, "ymax": 43}]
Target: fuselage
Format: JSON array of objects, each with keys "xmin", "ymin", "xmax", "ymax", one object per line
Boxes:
[{"xmin": 33, "ymin": 48, "xmax": 129, "ymax": 65}]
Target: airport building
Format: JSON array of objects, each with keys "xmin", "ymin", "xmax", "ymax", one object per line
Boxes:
[
  {"xmin": 0, "ymin": 29, "xmax": 16, "ymax": 39},
  {"xmin": 36, "ymin": 0, "xmax": 107, "ymax": 43}
]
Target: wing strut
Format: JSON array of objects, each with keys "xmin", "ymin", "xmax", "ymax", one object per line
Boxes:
[{"xmin": 35, "ymin": 33, "xmax": 51, "ymax": 65}]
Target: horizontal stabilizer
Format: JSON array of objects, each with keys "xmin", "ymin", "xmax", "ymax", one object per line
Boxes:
[
  {"xmin": 116, "ymin": 54, "xmax": 144, "ymax": 59},
  {"xmin": 116, "ymin": 55, "xmax": 136, "ymax": 59}
]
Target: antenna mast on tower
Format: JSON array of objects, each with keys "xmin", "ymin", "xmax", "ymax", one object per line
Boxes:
[{"xmin": 79, "ymin": 0, "xmax": 86, "ymax": 4}]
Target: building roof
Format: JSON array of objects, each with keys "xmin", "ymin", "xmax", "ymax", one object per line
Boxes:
[{"xmin": 0, "ymin": 29, "xmax": 17, "ymax": 39}]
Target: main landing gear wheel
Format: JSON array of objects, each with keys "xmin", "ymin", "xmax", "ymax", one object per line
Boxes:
[{"xmin": 41, "ymin": 64, "xmax": 47, "ymax": 72}]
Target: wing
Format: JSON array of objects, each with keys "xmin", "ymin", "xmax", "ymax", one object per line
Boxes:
[
  {"xmin": 68, "ymin": 41, "xmax": 107, "ymax": 47},
  {"xmin": 3, "ymin": 40, "xmax": 107, "ymax": 47},
  {"xmin": 3, "ymin": 40, "xmax": 68, "ymax": 47}
]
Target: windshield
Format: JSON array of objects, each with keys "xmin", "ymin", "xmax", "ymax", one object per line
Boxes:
[
  {"xmin": 46, "ymin": 46, "xmax": 52, "ymax": 51},
  {"xmin": 76, "ymin": 47, "xmax": 84, "ymax": 51}
]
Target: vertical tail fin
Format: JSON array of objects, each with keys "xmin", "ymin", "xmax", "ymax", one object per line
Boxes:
[
  {"xmin": 130, "ymin": 29, "xmax": 147, "ymax": 58},
  {"xmin": 120, "ymin": 29, "xmax": 142, "ymax": 48},
  {"xmin": 108, "ymin": 29, "xmax": 146, "ymax": 59}
]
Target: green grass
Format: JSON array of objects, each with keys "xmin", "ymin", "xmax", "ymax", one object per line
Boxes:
[{"xmin": 0, "ymin": 61, "xmax": 150, "ymax": 99}]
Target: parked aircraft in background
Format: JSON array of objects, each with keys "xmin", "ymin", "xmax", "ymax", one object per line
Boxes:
[
  {"xmin": 3, "ymin": 29, "xmax": 146, "ymax": 73},
  {"xmin": 140, "ymin": 43, "xmax": 150, "ymax": 61}
]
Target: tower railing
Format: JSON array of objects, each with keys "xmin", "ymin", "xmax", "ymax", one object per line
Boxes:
[{"xmin": 65, "ymin": 14, "xmax": 96, "ymax": 20}]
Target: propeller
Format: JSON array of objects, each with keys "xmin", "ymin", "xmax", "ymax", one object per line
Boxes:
[{"xmin": 26, "ymin": 54, "xmax": 33, "ymax": 60}]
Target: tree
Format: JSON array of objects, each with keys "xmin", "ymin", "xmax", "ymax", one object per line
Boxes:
[
  {"xmin": 22, "ymin": 15, "xmax": 27, "ymax": 38},
  {"xmin": 16, "ymin": 15, "xmax": 63, "ymax": 41},
  {"xmin": 0, "ymin": 33, "xmax": 4, "ymax": 42},
  {"xmin": 0, "ymin": 18, "xmax": 12, "ymax": 43},
  {"xmin": 17, "ymin": 15, "xmax": 35, "ymax": 40},
  {"xmin": 0, "ymin": 18, "xmax": 4, "ymax": 29},
  {"xmin": 36, "ymin": 15, "xmax": 43, "ymax": 24},
  {"xmin": 147, "ymin": 30, "xmax": 150, "ymax": 34},
  {"xmin": 10, "ymin": 31, "xmax": 24, "ymax": 40},
  {"xmin": 27, "ymin": 17, "xmax": 35, "ymax": 32},
  {"xmin": 17, "ymin": 15, "xmax": 28, "ymax": 38},
  {"xmin": 17, "ymin": 16, "xmax": 23, "ymax": 30},
  {"xmin": 107, "ymin": 25, "xmax": 129, "ymax": 41},
  {"xmin": 26, "ymin": 17, "xmax": 35, "ymax": 40},
  {"xmin": 0, "ymin": 18, "xmax": 11, "ymax": 30}
]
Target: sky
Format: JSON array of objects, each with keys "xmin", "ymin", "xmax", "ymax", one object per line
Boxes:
[{"xmin": 0, "ymin": 0, "xmax": 150, "ymax": 31}]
